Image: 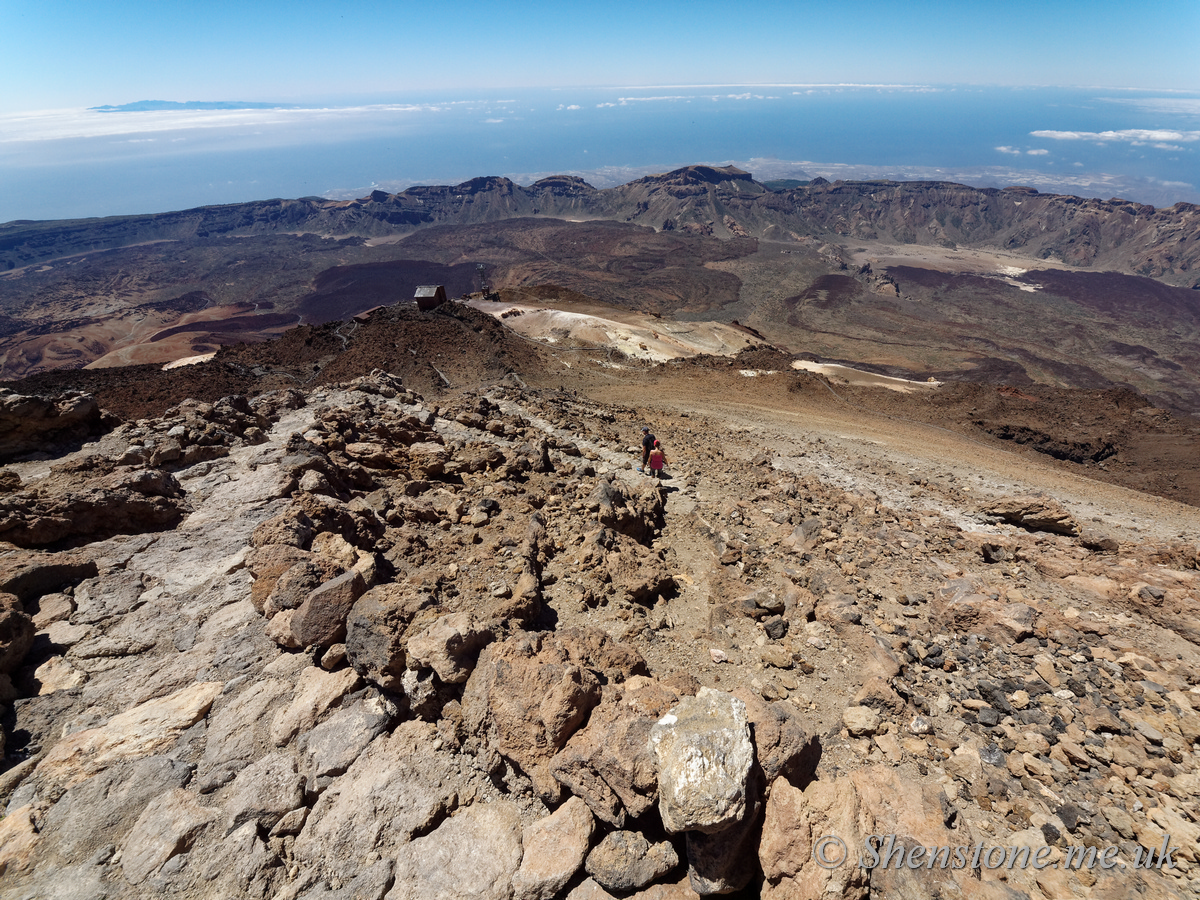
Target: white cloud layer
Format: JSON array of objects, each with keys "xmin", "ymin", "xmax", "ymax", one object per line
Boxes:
[
  {"xmin": 1100, "ymin": 97, "xmax": 1200, "ymax": 117},
  {"xmin": 791, "ymin": 84, "xmax": 941, "ymax": 94},
  {"xmin": 617, "ymin": 83, "xmax": 934, "ymax": 91},
  {"xmin": 0, "ymin": 104, "xmax": 456, "ymax": 142},
  {"xmin": 1030, "ymin": 128, "xmax": 1200, "ymax": 145}
]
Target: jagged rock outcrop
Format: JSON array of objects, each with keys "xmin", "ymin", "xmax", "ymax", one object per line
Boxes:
[
  {"xmin": 0, "ymin": 389, "xmax": 107, "ymax": 463},
  {"xmin": 0, "ymin": 464, "xmax": 185, "ymax": 548},
  {"xmin": 511, "ymin": 795, "xmax": 595, "ymax": 900},
  {"xmin": 551, "ymin": 676, "xmax": 681, "ymax": 828},
  {"xmin": 463, "ymin": 631, "xmax": 609, "ymax": 801}
]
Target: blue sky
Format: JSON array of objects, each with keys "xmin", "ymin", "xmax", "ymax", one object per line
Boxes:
[
  {"xmin": 2, "ymin": 1, "xmax": 1199, "ymax": 220},
  {"xmin": 3, "ymin": 0, "xmax": 1197, "ymax": 113}
]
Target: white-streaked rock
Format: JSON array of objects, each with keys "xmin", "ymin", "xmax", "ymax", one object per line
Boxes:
[{"xmin": 648, "ymin": 687, "xmax": 754, "ymax": 835}]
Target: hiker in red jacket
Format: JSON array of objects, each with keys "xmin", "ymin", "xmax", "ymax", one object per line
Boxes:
[{"xmin": 648, "ymin": 440, "xmax": 668, "ymax": 479}]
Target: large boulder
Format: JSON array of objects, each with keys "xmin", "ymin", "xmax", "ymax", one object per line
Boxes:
[
  {"xmin": 288, "ymin": 569, "xmax": 367, "ymax": 648},
  {"xmin": 388, "ymin": 800, "xmax": 524, "ymax": 900},
  {"xmin": 246, "ymin": 544, "xmax": 314, "ymax": 612},
  {"xmin": 589, "ymin": 476, "xmax": 665, "ymax": 544},
  {"xmin": 935, "ymin": 579, "xmax": 1039, "ymax": 642},
  {"xmin": 577, "ymin": 527, "xmax": 676, "ymax": 605},
  {"xmin": 463, "ymin": 631, "xmax": 611, "ymax": 801},
  {"xmin": 293, "ymin": 491, "xmax": 385, "ymax": 550},
  {"xmin": 512, "ymin": 796, "xmax": 595, "ymax": 900},
  {"xmin": 648, "ymin": 688, "xmax": 755, "ymax": 835},
  {"xmin": 685, "ymin": 806, "xmax": 762, "ymax": 895},
  {"xmin": 731, "ymin": 687, "xmax": 810, "ymax": 786},
  {"xmin": 345, "ymin": 582, "xmax": 438, "ymax": 691},
  {"xmin": 263, "ymin": 557, "xmax": 346, "ymax": 619},
  {"xmin": 982, "ymin": 494, "xmax": 1080, "ymax": 536},
  {"xmin": 551, "ymin": 676, "xmax": 680, "ymax": 827},
  {"xmin": 584, "ymin": 830, "xmax": 679, "ymax": 893}
]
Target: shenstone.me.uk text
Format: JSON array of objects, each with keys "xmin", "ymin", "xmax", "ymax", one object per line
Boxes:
[{"xmin": 811, "ymin": 834, "xmax": 1178, "ymax": 872}]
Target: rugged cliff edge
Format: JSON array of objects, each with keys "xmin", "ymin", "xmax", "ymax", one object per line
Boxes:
[{"xmin": 4, "ymin": 168, "xmax": 1198, "ymax": 286}]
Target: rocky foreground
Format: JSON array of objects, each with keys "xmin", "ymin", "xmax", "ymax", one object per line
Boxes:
[{"xmin": 1, "ymin": 373, "xmax": 1199, "ymax": 899}]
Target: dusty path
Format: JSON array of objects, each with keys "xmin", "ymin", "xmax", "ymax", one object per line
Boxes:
[{"xmin": 586, "ymin": 378, "xmax": 1200, "ymax": 546}]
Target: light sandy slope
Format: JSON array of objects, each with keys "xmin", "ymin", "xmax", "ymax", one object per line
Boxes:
[
  {"xmin": 790, "ymin": 360, "xmax": 941, "ymax": 393},
  {"xmin": 466, "ymin": 298, "xmax": 760, "ymax": 361},
  {"xmin": 847, "ymin": 241, "xmax": 1083, "ymax": 278}
]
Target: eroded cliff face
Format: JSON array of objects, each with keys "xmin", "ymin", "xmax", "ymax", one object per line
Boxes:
[
  {"xmin": 5, "ymin": 169, "xmax": 1197, "ymax": 285},
  {"xmin": 745, "ymin": 181, "xmax": 1200, "ymax": 282},
  {"xmin": 1, "ymin": 371, "xmax": 1199, "ymax": 899}
]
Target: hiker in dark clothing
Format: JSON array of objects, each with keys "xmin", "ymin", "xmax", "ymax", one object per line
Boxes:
[{"xmin": 640, "ymin": 426, "xmax": 656, "ymax": 472}]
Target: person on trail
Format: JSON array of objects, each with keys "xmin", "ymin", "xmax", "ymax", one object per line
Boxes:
[
  {"xmin": 640, "ymin": 426, "xmax": 656, "ymax": 472},
  {"xmin": 648, "ymin": 440, "xmax": 667, "ymax": 478}
]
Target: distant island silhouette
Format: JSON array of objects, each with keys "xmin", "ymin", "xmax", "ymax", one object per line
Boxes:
[{"xmin": 90, "ymin": 100, "xmax": 295, "ymax": 112}]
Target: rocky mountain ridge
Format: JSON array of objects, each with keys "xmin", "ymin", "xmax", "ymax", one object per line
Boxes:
[
  {"xmin": 1, "ymin": 356, "xmax": 1199, "ymax": 898},
  {"xmin": 5, "ymin": 165, "xmax": 1200, "ymax": 425},
  {"xmin": 4, "ymin": 166, "xmax": 1198, "ymax": 286}
]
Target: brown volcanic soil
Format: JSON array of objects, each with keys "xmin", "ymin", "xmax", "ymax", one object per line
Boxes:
[
  {"xmin": 805, "ymin": 377, "xmax": 1200, "ymax": 510},
  {"xmin": 756, "ymin": 255, "xmax": 1200, "ymax": 412},
  {"xmin": 566, "ymin": 351, "xmax": 1200, "ymax": 513},
  {"xmin": 3, "ymin": 303, "xmax": 554, "ymax": 421},
  {"xmin": 295, "ymin": 258, "xmax": 480, "ymax": 322},
  {"xmin": 7, "ymin": 304, "xmax": 1200, "ymax": 514},
  {"xmin": 392, "ymin": 218, "xmax": 756, "ymax": 314},
  {"xmin": 0, "ymin": 220, "xmax": 754, "ymax": 380}
]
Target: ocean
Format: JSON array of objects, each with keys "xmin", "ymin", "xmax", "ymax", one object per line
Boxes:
[{"xmin": 1, "ymin": 85, "xmax": 1197, "ymax": 222}]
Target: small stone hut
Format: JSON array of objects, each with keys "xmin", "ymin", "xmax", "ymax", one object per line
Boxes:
[{"xmin": 414, "ymin": 285, "xmax": 447, "ymax": 311}]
